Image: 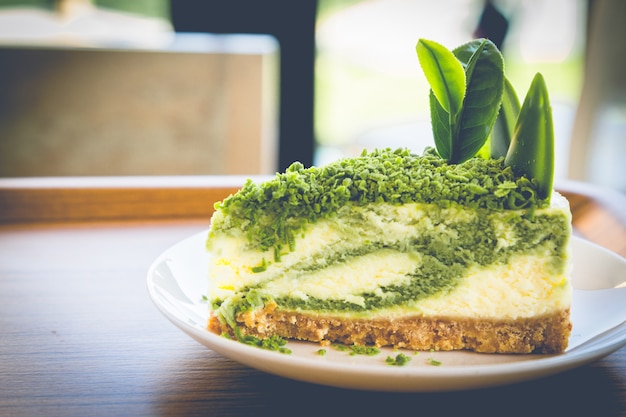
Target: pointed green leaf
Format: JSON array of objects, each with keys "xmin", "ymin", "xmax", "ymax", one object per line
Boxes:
[
  {"xmin": 505, "ymin": 73, "xmax": 554, "ymax": 201},
  {"xmin": 491, "ymin": 77, "xmax": 520, "ymax": 158},
  {"xmin": 429, "ymin": 90, "xmax": 453, "ymax": 160},
  {"xmin": 450, "ymin": 39, "xmax": 504, "ymax": 163},
  {"xmin": 416, "ymin": 39, "xmax": 466, "ymax": 117}
]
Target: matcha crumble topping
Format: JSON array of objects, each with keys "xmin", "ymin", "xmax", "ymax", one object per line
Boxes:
[{"xmin": 208, "ymin": 148, "xmax": 548, "ymax": 254}]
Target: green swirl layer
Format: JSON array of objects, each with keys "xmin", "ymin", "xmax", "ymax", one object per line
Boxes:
[{"xmin": 212, "ymin": 202, "xmax": 570, "ymax": 324}]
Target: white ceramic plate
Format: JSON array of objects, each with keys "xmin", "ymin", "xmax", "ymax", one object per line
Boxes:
[{"xmin": 147, "ymin": 231, "xmax": 626, "ymax": 392}]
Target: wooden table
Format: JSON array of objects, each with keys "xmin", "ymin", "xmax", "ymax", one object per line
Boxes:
[{"xmin": 1, "ymin": 177, "xmax": 624, "ymax": 417}]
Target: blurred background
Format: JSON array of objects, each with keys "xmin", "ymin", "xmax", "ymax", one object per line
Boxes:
[{"xmin": 0, "ymin": 0, "xmax": 623, "ymax": 192}]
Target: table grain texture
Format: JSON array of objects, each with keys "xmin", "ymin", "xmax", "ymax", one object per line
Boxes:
[{"xmin": 0, "ymin": 177, "xmax": 624, "ymax": 417}]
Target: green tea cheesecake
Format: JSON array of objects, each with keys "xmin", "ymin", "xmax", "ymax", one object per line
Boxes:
[
  {"xmin": 206, "ymin": 148, "xmax": 572, "ymax": 353},
  {"xmin": 205, "ymin": 38, "xmax": 573, "ymax": 354}
]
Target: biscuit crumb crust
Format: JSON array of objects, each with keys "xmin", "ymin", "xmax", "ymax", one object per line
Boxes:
[{"xmin": 208, "ymin": 305, "xmax": 572, "ymax": 354}]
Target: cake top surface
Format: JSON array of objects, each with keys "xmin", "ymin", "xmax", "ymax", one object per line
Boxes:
[
  {"xmin": 210, "ymin": 147, "xmax": 550, "ymax": 252},
  {"xmin": 217, "ymin": 147, "xmax": 545, "ymax": 213}
]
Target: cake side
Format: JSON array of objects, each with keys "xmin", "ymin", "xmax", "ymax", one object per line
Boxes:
[{"xmin": 208, "ymin": 192, "xmax": 572, "ymax": 319}]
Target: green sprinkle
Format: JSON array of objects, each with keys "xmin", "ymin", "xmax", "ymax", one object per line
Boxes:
[
  {"xmin": 427, "ymin": 358, "xmax": 442, "ymax": 366},
  {"xmin": 251, "ymin": 258, "xmax": 267, "ymax": 273},
  {"xmin": 331, "ymin": 344, "xmax": 380, "ymax": 356},
  {"xmin": 260, "ymin": 335, "xmax": 290, "ymax": 352},
  {"xmin": 386, "ymin": 353, "xmax": 412, "ymax": 366},
  {"xmin": 317, "ymin": 349, "xmax": 327, "ymax": 356},
  {"xmin": 332, "ymin": 344, "xmax": 349, "ymax": 352},
  {"xmin": 349, "ymin": 345, "xmax": 381, "ymax": 356},
  {"xmin": 232, "ymin": 331, "xmax": 291, "ymax": 355}
]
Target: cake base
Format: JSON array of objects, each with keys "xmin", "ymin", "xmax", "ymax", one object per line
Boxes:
[{"xmin": 209, "ymin": 305, "xmax": 571, "ymax": 354}]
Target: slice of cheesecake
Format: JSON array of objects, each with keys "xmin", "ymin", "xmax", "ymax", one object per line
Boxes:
[{"xmin": 206, "ymin": 148, "xmax": 572, "ymax": 353}]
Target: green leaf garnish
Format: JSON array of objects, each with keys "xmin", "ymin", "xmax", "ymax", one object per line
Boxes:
[
  {"xmin": 504, "ymin": 73, "xmax": 554, "ymax": 201},
  {"xmin": 491, "ymin": 77, "xmax": 521, "ymax": 158},
  {"xmin": 417, "ymin": 38, "xmax": 465, "ymax": 161},
  {"xmin": 451, "ymin": 39, "xmax": 504, "ymax": 163},
  {"xmin": 428, "ymin": 90, "xmax": 454, "ymax": 160},
  {"xmin": 417, "ymin": 38, "xmax": 504, "ymax": 164},
  {"xmin": 416, "ymin": 38, "xmax": 555, "ymax": 201},
  {"xmin": 416, "ymin": 39, "xmax": 466, "ymax": 118}
]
